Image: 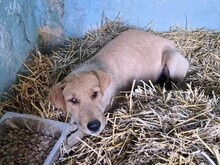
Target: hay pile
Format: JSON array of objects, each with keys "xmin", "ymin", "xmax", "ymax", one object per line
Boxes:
[{"xmin": 1, "ymin": 21, "xmax": 220, "ymax": 165}]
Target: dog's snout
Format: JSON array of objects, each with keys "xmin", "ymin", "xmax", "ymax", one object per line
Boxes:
[{"xmin": 87, "ymin": 119, "xmax": 101, "ymax": 132}]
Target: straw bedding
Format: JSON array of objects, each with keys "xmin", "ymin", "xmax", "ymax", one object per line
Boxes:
[{"xmin": 0, "ymin": 21, "xmax": 220, "ymax": 165}]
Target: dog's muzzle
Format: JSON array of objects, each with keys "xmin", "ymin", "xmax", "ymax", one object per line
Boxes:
[{"xmin": 87, "ymin": 119, "xmax": 101, "ymax": 132}]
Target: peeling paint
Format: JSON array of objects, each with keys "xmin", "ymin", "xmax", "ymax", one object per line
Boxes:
[
  {"xmin": 48, "ymin": 0, "xmax": 63, "ymax": 22},
  {"xmin": 35, "ymin": 0, "xmax": 64, "ymax": 28},
  {"xmin": 6, "ymin": 0, "xmax": 21, "ymax": 15},
  {"xmin": 0, "ymin": 25, "xmax": 12, "ymax": 54},
  {"xmin": 0, "ymin": 0, "xmax": 37, "ymax": 96}
]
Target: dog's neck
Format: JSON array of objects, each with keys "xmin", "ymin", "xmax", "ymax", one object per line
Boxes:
[{"xmin": 72, "ymin": 57, "xmax": 107, "ymax": 74}]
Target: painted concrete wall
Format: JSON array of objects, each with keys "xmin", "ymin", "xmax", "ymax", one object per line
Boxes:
[
  {"xmin": 0, "ymin": 0, "xmax": 37, "ymax": 96},
  {"xmin": 0, "ymin": 0, "xmax": 220, "ymax": 96},
  {"xmin": 65, "ymin": 0, "xmax": 220, "ymax": 38}
]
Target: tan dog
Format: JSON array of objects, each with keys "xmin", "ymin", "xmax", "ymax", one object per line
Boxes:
[{"xmin": 49, "ymin": 29, "xmax": 189, "ymax": 146}]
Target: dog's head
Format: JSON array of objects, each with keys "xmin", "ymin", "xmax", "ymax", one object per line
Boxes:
[{"xmin": 49, "ymin": 70, "xmax": 111, "ymax": 136}]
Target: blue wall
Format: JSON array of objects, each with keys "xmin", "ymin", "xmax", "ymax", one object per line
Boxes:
[
  {"xmin": 0, "ymin": 0, "xmax": 220, "ymax": 96},
  {"xmin": 64, "ymin": 0, "xmax": 220, "ymax": 37},
  {"xmin": 0, "ymin": 0, "xmax": 37, "ymax": 97}
]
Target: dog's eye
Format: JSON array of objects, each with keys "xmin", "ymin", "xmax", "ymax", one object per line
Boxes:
[
  {"xmin": 92, "ymin": 91, "xmax": 98, "ymax": 99},
  {"xmin": 68, "ymin": 98, "xmax": 78, "ymax": 104}
]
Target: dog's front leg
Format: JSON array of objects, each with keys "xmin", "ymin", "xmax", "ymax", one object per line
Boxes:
[{"xmin": 66, "ymin": 118, "xmax": 85, "ymax": 147}]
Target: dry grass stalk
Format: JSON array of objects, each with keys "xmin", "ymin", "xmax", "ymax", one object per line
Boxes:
[{"xmin": 0, "ymin": 21, "xmax": 220, "ymax": 164}]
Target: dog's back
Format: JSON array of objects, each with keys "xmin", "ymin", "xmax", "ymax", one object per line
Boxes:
[{"xmin": 93, "ymin": 29, "xmax": 175, "ymax": 89}]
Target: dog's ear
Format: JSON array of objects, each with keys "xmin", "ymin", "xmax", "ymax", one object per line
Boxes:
[
  {"xmin": 92, "ymin": 70, "xmax": 111, "ymax": 94},
  {"xmin": 49, "ymin": 82, "xmax": 66, "ymax": 111}
]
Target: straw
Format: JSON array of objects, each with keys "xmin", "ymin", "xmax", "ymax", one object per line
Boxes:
[{"xmin": 0, "ymin": 20, "xmax": 220, "ymax": 164}]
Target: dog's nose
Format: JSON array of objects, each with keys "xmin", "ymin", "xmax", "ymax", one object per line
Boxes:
[{"xmin": 87, "ymin": 119, "xmax": 101, "ymax": 132}]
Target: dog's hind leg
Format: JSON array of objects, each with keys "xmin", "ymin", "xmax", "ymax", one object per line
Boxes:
[{"xmin": 162, "ymin": 46, "xmax": 189, "ymax": 83}]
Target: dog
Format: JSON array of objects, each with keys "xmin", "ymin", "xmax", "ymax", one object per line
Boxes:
[{"xmin": 49, "ymin": 29, "xmax": 189, "ymax": 146}]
